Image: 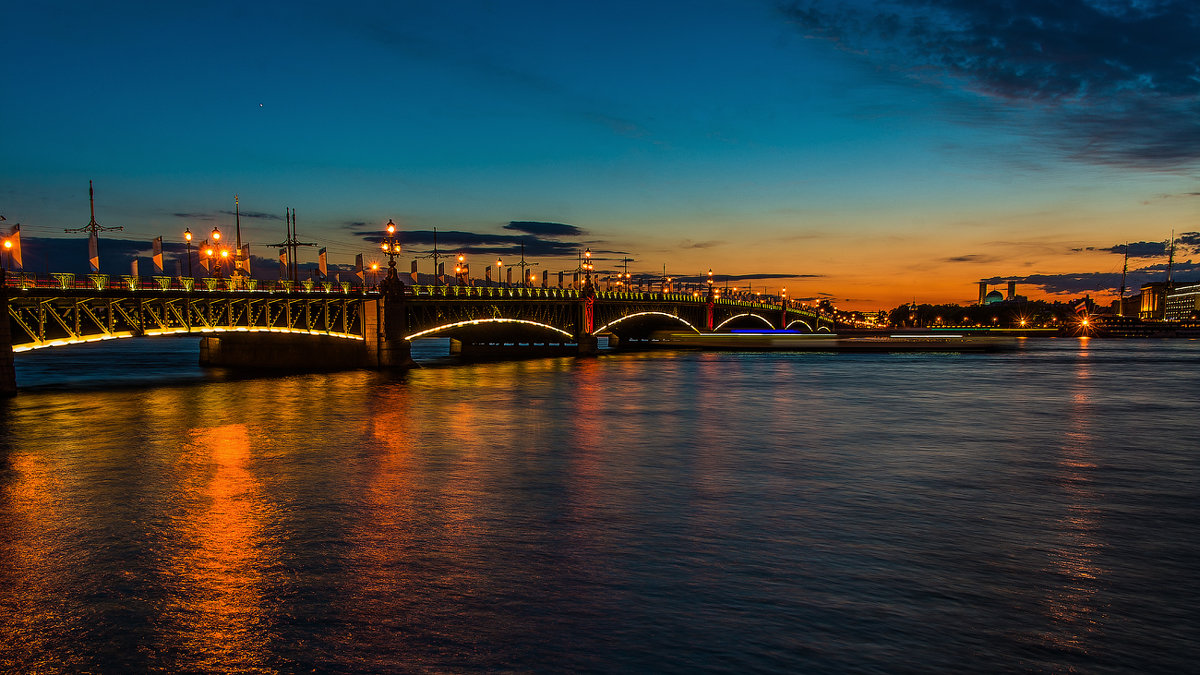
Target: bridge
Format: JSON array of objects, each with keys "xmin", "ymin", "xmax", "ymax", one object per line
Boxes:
[{"xmin": 1, "ymin": 270, "xmax": 833, "ymax": 396}]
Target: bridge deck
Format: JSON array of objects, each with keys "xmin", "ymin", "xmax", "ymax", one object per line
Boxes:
[{"xmin": 5, "ymin": 273, "xmax": 831, "ymax": 353}]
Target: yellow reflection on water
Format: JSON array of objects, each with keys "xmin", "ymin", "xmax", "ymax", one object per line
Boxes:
[
  {"xmin": 159, "ymin": 423, "xmax": 278, "ymax": 673},
  {"xmin": 0, "ymin": 448, "xmax": 70, "ymax": 670},
  {"xmin": 1038, "ymin": 349, "xmax": 1103, "ymax": 656}
]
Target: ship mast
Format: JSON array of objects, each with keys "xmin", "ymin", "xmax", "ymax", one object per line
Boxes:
[
  {"xmin": 1118, "ymin": 242, "xmax": 1128, "ymax": 317},
  {"xmin": 1166, "ymin": 230, "xmax": 1175, "ymax": 285},
  {"xmin": 270, "ymin": 208, "xmax": 314, "ymax": 282},
  {"xmin": 64, "ymin": 181, "xmax": 124, "ymax": 272},
  {"xmin": 65, "ymin": 180, "xmax": 125, "ymax": 237},
  {"xmin": 234, "ymin": 194, "xmax": 243, "ymax": 276}
]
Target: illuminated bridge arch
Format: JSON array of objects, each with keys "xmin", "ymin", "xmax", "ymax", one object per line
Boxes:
[
  {"xmin": 784, "ymin": 319, "xmax": 813, "ymax": 333},
  {"xmin": 12, "ymin": 326, "xmax": 364, "ymax": 353},
  {"xmin": 405, "ymin": 318, "xmax": 573, "ymax": 341},
  {"xmin": 595, "ymin": 311, "xmax": 700, "ymax": 336},
  {"xmin": 7, "ymin": 291, "xmax": 367, "ymax": 353},
  {"xmin": 715, "ymin": 313, "xmax": 774, "ymax": 331}
]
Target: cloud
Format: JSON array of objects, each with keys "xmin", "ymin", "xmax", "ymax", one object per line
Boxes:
[
  {"xmin": 352, "ymin": 229, "xmax": 584, "ymax": 257},
  {"xmin": 669, "ymin": 272, "xmax": 817, "ymax": 283},
  {"xmin": 1100, "ymin": 240, "xmax": 1169, "ymax": 257},
  {"xmin": 1178, "ymin": 231, "xmax": 1200, "ymax": 249},
  {"xmin": 943, "ymin": 254, "xmax": 1000, "ymax": 263},
  {"xmin": 678, "ymin": 239, "xmax": 724, "ymax": 250},
  {"xmin": 1100, "ymin": 232, "xmax": 1200, "ymax": 257},
  {"xmin": 984, "ymin": 261, "xmax": 1200, "ymax": 295},
  {"xmin": 503, "ymin": 221, "xmax": 584, "ymax": 237},
  {"xmin": 219, "ymin": 209, "xmax": 282, "ymax": 221},
  {"xmin": 171, "ymin": 209, "xmax": 283, "ymax": 222},
  {"xmin": 778, "ymin": 0, "xmax": 1200, "ymax": 169},
  {"xmin": 11, "ymin": 236, "xmax": 189, "ymax": 276}
]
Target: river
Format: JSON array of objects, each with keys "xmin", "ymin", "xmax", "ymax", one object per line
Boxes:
[{"xmin": 1, "ymin": 338, "xmax": 1197, "ymax": 672}]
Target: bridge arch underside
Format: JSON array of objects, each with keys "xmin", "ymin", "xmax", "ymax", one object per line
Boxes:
[
  {"xmin": 787, "ymin": 312, "xmax": 832, "ymax": 333},
  {"xmin": 413, "ymin": 319, "xmax": 582, "ymax": 358},
  {"xmin": 596, "ymin": 311, "xmax": 700, "ymax": 343},
  {"xmin": 7, "ymin": 295, "xmax": 364, "ymax": 353},
  {"xmin": 714, "ymin": 312, "xmax": 776, "ymax": 331},
  {"xmin": 9, "ymin": 325, "xmax": 364, "ymax": 353}
]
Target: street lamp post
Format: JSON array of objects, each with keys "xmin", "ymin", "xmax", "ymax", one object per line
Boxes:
[
  {"xmin": 380, "ymin": 219, "xmax": 403, "ymax": 293},
  {"xmin": 455, "ymin": 254, "xmax": 468, "ymax": 286},
  {"xmin": 183, "ymin": 228, "xmax": 194, "ymax": 277},
  {"xmin": 209, "ymin": 227, "xmax": 227, "ymax": 279},
  {"xmin": 583, "ymin": 248, "xmax": 593, "ymax": 288},
  {"xmin": 203, "ymin": 242, "xmax": 214, "ymax": 278}
]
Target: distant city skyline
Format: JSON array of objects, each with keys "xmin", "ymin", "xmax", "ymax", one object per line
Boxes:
[{"xmin": 3, "ymin": 1, "xmax": 1197, "ymax": 310}]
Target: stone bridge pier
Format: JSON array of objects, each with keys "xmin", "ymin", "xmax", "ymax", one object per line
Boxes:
[
  {"xmin": 362, "ymin": 283, "xmax": 416, "ymax": 368},
  {"xmin": 577, "ymin": 285, "xmax": 599, "ymax": 355}
]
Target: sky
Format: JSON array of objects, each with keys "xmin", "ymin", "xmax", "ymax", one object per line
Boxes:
[{"xmin": 2, "ymin": 0, "xmax": 1197, "ymax": 310}]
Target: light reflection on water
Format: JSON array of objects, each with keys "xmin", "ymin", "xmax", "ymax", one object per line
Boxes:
[
  {"xmin": 1, "ymin": 338, "xmax": 1199, "ymax": 671},
  {"xmin": 157, "ymin": 423, "xmax": 277, "ymax": 673}
]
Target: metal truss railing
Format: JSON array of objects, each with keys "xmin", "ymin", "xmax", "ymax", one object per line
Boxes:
[
  {"xmin": 5, "ymin": 277, "xmax": 833, "ymax": 352},
  {"xmin": 7, "ymin": 289, "xmax": 365, "ymax": 352}
]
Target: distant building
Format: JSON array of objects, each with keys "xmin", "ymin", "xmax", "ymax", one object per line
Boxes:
[
  {"xmin": 981, "ymin": 288, "xmax": 1026, "ymax": 305},
  {"xmin": 1112, "ymin": 293, "xmax": 1141, "ymax": 317},
  {"xmin": 1140, "ymin": 282, "xmax": 1170, "ymax": 321},
  {"xmin": 1165, "ymin": 281, "xmax": 1200, "ymax": 321},
  {"xmin": 977, "ymin": 279, "xmax": 1021, "ymax": 305}
]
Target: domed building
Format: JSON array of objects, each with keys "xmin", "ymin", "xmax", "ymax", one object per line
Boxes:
[{"xmin": 977, "ymin": 280, "xmax": 1024, "ymax": 305}]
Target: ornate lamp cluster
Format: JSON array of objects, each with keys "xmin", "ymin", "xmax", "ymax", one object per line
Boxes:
[
  {"xmin": 207, "ymin": 227, "xmax": 230, "ymax": 277},
  {"xmin": 181, "ymin": 226, "xmax": 230, "ymax": 279},
  {"xmin": 380, "ymin": 219, "xmax": 402, "ymax": 283}
]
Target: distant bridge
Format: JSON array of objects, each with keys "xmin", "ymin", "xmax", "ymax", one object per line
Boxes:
[{"xmin": 1, "ymin": 271, "xmax": 833, "ymax": 395}]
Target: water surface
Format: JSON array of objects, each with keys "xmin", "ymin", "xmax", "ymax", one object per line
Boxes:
[{"xmin": 2, "ymin": 338, "xmax": 1197, "ymax": 672}]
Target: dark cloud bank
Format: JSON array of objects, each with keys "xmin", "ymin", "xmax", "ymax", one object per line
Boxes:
[
  {"xmin": 779, "ymin": 0, "xmax": 1200, "ymax": 169},
  {"xmin": 354, "ymin": 221, "xmax": 589, "ymax": 258},
  {"xmin": 958, "ymin": 231, "xmax": 1200, "ymax": 295}
]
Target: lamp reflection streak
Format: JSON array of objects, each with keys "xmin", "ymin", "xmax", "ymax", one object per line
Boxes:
[
  {"xmin": 0, "ymin": 451, "xmax": 72, "ymax": 671},
  {"xmin": 1037, "ymin": 350, "xmax": 1103, "ymax": 656},
  {"xmin": 158, "ymin": 423, "xmax": 278, "ymax": 672}
]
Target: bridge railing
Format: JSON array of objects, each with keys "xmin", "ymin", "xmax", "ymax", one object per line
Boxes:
[
  {"xmin": 1, "ymin": 272, "xmax": 377, "ymax": 295},
  {"xmin": 401, "ymin": 284, "xmax": 820, "ymax": 315},
  {"xmin": 407, "ymin": 285, "xmax": 583, "ymax": 299},
  {"xmin": 3, "ymin": 273, "xmax": 825, "ymax": 318}
]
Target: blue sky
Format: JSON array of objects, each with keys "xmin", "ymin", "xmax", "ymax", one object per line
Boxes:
[{"xmin": 2, "ymin": 1, "xmax": 1197, "ymax": 308}]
